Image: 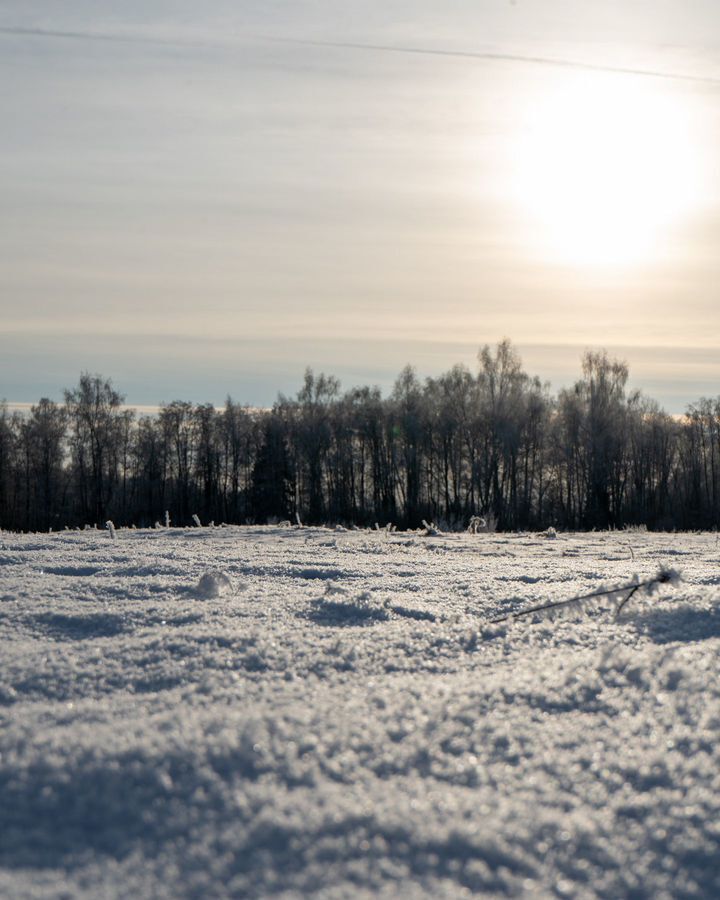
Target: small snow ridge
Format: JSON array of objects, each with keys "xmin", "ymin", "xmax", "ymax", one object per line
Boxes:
[
  {"xmin": 308, "ymin": 588, "xmax": 390, "ymax": 625},
  {"xmin": 33, "ymin": 611, "xmax": 128, "ymax": 640},
  {"xmin": 324, "ymin": 583, "xmax": 349, "ymax": 596},
  {"xmin": 43, "ymin": 565, "xmax": 101, "ymax": 577},
  {"xmin": 499, "ymin": 574, "xmax": 542, "ymax": 584},
  {"xmin": 389, "ymin": 603, "xmax": 437, "ymax": 622},
  {"xmin": 296, "ymin": 567, "xmax": 348, "ymax": 581},
  {"xmin": 194, "ymin": 570, "xmax": 233, "ymax": 599},
  {"xmin": 634, "ymin": 602, "xmax": 720, "ymax": 644}
]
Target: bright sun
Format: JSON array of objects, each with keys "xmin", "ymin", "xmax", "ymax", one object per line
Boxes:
[{"xmin": 512, "ymin": 76, "xmax": 703, "ymax": 267}]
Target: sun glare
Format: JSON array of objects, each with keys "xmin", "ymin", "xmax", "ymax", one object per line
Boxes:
[{"xmin": 512, "ymin": 76, "xmax": 704, "ymax": 268}]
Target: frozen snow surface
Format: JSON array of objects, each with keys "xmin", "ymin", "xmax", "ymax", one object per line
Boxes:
[{"xmin": 1, "ymin": 526, "xmax": 720, "ymax": 899}]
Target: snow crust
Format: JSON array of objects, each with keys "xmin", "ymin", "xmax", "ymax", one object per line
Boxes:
[{"xmin": 1, "ymin": 526, "xmax": 719, "ymax": 898}]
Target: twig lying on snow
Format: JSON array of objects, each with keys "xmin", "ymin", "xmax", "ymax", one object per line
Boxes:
[{"xmin": 491, "ymin": 567, "xmax": 681, "ymax": 624}]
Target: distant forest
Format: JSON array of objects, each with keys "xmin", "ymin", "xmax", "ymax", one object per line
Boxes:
[{"xmin": 2, "ymin": 340, "xmax": 719, "ymax": 533}]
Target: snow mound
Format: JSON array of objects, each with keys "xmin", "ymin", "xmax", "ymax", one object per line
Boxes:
[
  {"xmin": 309, "ymin": 588, "xmax": 390, "ymax": 624},
  {"xmin": 194, "ymin": 570, "xmax": 233, "ymax": 599}
]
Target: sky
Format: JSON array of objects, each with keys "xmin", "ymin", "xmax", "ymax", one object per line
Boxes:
[{"xmin": 1, "ymin": 1, "xmax": 720, "ymax": 412}]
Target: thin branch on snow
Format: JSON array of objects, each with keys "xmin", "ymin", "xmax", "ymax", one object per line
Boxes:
[{"xmin": 491, "ymin": 567, "xmax": 681, "ymax": 624}]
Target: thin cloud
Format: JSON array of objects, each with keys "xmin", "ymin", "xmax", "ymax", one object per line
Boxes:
[
  {"xmin": 266, "ymin": 36, "xmax": 720, "ymax": 87},
  {"xmin": 1, "ymin": 24, "xmax": 719, "ymax": 86},
  {"xmin": 0, "ymin": 25, "xmax": 206, "ymax": 50}
]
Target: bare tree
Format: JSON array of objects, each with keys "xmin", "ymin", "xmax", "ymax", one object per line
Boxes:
[
  {"xmin": 19, "ymin": 399, "xmax": 67, "ymax": 531},
  {"xmin": 64, "ymin": 373, "xmax": 126, "ymax": 525}
]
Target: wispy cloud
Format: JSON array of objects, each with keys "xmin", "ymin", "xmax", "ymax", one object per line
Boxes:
[
  {"xmin": 0, "ymin": 25, "xmax": 207, "ymax": 50},
  {"xmin": 265, "ymin": 36, "xmax": 720, "ymax": 87},
  {"xmin": 2, "ymin": 25, "xmax": 719, "ymax": 86}
]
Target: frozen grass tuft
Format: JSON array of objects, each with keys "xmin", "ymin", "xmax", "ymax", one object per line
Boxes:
[
  {"xmin": 421, "ymin": 519, "xmax": 442, "ymax": 536},
  {"xmin": 492, "ymin": 567, "xmax": 681, "ymax": 624}
]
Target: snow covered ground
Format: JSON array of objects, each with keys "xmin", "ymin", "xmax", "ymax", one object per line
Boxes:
[{"xmin": 1, "ymin": 525, "xmax": 720, "ymax": 898}]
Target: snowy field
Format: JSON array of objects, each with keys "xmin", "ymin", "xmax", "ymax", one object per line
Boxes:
[{"xmin": 2, "ymin": 525, "xmax": 720, "ymax": 899}]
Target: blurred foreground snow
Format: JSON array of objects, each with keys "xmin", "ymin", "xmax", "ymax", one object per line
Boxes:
[{"xmin": 1, "ymin": 526, "xmax": 719, "ymax": 898}]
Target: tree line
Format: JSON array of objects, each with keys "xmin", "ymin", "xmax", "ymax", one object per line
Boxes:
[{"xmin": 1, "ymin": 340, "xmax": 719, "ymax": 532}]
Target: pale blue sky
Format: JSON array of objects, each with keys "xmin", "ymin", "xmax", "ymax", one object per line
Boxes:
[{"xmin": 2, "ymin": 2, "xmax": 720, "ymax": 410}]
